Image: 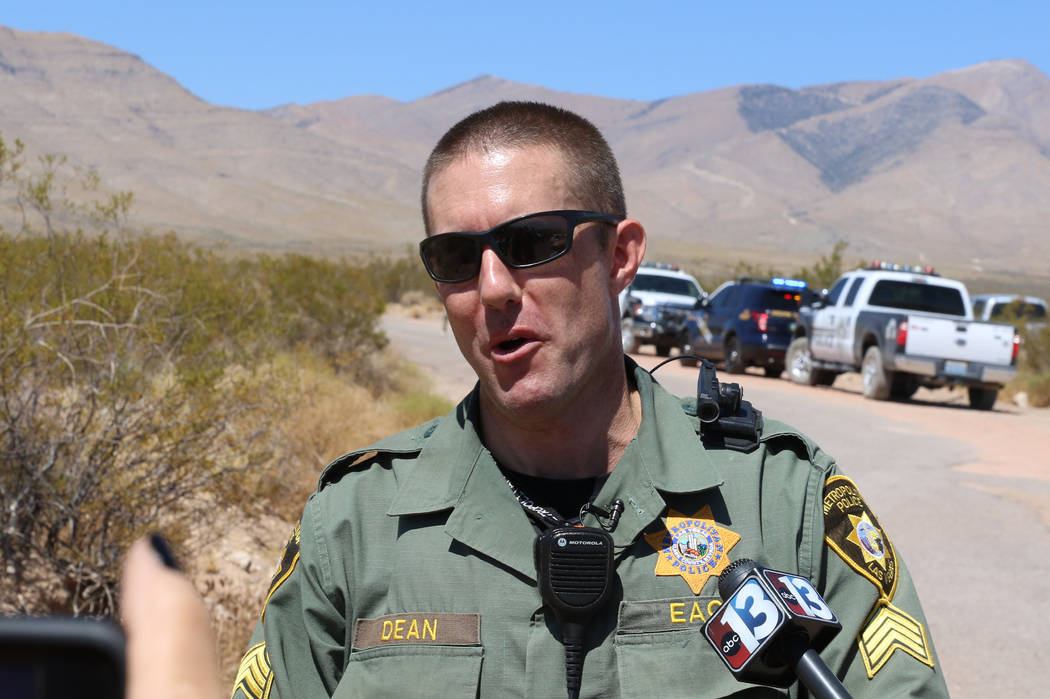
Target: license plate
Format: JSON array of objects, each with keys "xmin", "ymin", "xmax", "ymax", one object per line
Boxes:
[{"xmin": 945, "ymin": 360, "xmax": 967, "ymax": 376}]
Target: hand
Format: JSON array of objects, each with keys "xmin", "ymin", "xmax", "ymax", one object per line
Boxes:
[{"xmin": 120, "ymin": 537, "xmax": 224, "ymax": 699}]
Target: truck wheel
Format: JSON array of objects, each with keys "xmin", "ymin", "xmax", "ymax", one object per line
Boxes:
[
  {"xmin": 724, "ymin": 336, "xmax": 744, "ymax": 373},
  {"xmin": 621, "ymin": 317, "xmax": 639, "ymax": 354},
  {"xmin": 656, "ymin": 343, "xmax": 672, "ymax": 357},
  {"xmin": 861, "ymin": 345, "xmax": 892, "ymax": 400},
  {"xmin": 787, "ymin": 337, "xmax": 821, "ymax": 386},
  {"xmin": 968, "ymin": 387, "xmax": 998, "ymax": 410}
]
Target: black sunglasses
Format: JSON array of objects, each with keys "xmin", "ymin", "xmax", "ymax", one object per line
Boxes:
[{"xmin": 419, "ymin": 210, "xmax": 623, "ymax": 284}]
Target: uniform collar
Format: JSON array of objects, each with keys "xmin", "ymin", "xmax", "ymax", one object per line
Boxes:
[
  {"xmin": 387, "ymin": 390, "xmax": 486, "ymax": 516},
  {"xmin": 387, "ymin": 386, "xmax": 538, "ymax": 579},
  {"xmin": 387, "ymin": 358, "xmax": 725, "ymax": 580},
  {"xmin": 626, "ymin": 358, "xmax": 724, "ymax": 495},
  {"xmin": 584, "ymin": 359, "xmax": 724, "ymax": 552}
]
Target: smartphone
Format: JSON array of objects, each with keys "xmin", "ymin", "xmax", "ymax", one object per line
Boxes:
[{"xmin": 0, "ymin": 615, "xmax": 125, "ymax": 699}]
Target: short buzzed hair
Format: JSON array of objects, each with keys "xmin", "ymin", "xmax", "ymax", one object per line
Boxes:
[{"xmin": 421, "ymin": 101, "xmax": 626, "ymax": 235}]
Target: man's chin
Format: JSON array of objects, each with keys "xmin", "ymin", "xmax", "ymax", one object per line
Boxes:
[{"xmin": 479, "ymin": 374, "xmax": 564, "ymax": 420}]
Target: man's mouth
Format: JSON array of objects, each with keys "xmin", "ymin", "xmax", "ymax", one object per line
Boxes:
[
  {"xmin": 497, "ymin": 337, "xmax": 527, "ymax": 353},
  {"xmin": 489, "ymin": 330, "xmax": 538, "ymax": 358}
]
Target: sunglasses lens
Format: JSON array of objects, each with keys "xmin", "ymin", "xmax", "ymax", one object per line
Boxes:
[
  {"xmin": 496, "ymin": 215, "xmax": 572, "ymax": 267},
  {"xmin": 422, "ymin": 213, "xmax": 590, "ymax": 282},
  {"xmin": 422, "ymin": 235, "xmax": 482, "ymax": 282}
]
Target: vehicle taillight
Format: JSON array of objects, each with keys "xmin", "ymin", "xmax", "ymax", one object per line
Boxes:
[
  {"xmin": 1012, "ymin": 333, "xmax": 1020, "ymax": 365},
  {"xmin": 756, "ymin": 312, "xmax": 769, "ymax": 333},
  {"xmin": 896, "ymin": 321, "xmax": 908, "ymax": 348}
]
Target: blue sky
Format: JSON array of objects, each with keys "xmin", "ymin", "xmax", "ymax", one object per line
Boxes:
[{"xmin": 4, "ymin": 1, "xmax": 1048, "ymax": 110}]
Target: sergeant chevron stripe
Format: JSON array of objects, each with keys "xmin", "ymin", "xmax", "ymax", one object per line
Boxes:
[
  {"xmin": 858, "ymin": 601, "xmax": 935, "ymax": 678},
  {"xmin": 231, "ymin": 642, "xmax": 273, "ymax": 699}
]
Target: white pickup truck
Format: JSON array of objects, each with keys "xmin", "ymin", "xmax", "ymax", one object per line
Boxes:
[{"xmin": 785, "ymin": 264, "xmax": 1019, "ymax": 409}]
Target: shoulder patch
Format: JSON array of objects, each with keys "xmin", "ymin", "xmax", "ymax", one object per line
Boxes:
[
  {"xmin": 823, "ymin": 475, "xmax": 935, "ymax": 677},
  {"xmin": 232, "ymin": 641, "xmax": 273, "ymax": 699},
  {"xmin": 822, "ymin": 475, "xmax": 897, "ymax": 598},
  {"xmin": 261, "ymin": 521, "xmax": 301, "ymax": 622}
]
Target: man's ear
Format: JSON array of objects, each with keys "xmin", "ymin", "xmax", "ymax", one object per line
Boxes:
[{"xmin": 609, "ymin": 218, "xmax": 647, "ymax": 295}]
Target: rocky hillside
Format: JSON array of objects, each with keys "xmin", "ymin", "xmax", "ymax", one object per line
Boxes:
[{"xmin": 2, "ymin": 25, "xmax": 1049, "ymax": 279}]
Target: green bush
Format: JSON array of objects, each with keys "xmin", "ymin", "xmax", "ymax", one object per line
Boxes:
[
  {"xmin": 1008, "ymin": 321, "xmax": 1050, "ymax": 407},
  {"xmin": 0, "ymin": 229, "xmax": 404, "ymax": 614},
  {"xmin": 1, "ymin": 231, "xmax": 255, "ymax": 613},
  {"xmin": 364, "ymin": 251, "xmax": 437, "ymax": 303},
  {"xmin": 0, "ymin": 135, "xmax": 404, "ymax": 614},
  {"xmin": 704, "ymin": 241, "xmax": 857, "ymax": 293}
]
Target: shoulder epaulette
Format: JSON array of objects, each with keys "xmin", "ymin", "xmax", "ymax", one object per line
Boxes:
[
  {"xmin": 758, "ymin": 419, "xmax": 827, "ymax": 465},
  {"xmin": 316, "ymin": 417, "xmax": 440, "ymax": 490}
]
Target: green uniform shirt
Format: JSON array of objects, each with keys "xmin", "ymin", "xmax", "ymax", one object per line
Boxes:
[{"xmin": 233, "ymin": 361, "xmax": 947, "ymax": 698}]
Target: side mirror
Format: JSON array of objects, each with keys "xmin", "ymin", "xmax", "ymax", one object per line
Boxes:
[{"xmin": 694, "ymin": 294, "xmax": 708, "ymax": 310}]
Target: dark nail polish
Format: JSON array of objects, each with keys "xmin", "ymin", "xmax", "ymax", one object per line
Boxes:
[{"xmin": 149, "ymin": 533, "xmax": 181, "ymax": 571}]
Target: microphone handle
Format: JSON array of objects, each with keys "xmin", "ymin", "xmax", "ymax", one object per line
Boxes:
[{"xmin": 794, "ymin": 648, "xmax": 852, "ymax": 699}]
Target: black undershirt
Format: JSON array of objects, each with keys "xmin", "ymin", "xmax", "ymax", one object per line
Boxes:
[{"xmin": 500, "ymin": 467, "xmax": 606, "ymax": 524}]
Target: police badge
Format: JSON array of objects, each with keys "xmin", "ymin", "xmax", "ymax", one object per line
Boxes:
[{"xmin": 644, "ymin": 505, "xmax": 740, "ymax": 594}]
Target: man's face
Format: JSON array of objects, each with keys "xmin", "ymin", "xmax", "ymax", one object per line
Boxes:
[{"xmin": 425, "ymin": 145, "xmax": 622, "ymax": 423}]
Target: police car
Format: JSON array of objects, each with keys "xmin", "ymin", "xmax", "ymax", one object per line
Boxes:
[
  {"xmin": 620, "ymin": 263, "xmax": 705, "ymax": 356},
  {"xmin": 971, "ymin": 293, "xmax": 1047, "ymax": 332},
  {"xmin": 787, "ymin": 262, "xmax": 1019, "ymax": 409},
  {"xmin": 680, "ymin": 277, "xmax": 808, "ymax": 377}
]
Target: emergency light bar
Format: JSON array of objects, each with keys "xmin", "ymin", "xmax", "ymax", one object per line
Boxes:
[
  {"xmin": 771, "ymin": 277, "xmax": 807, "ymax": 289},
  {"xmin": 867, "ymin": 261, "xmax": 938, "ymax": 276}
]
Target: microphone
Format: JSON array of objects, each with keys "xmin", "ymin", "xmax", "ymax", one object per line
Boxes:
[
  {"xmin": 702, "ymin": 558, "xmax": 852, "ymax": 699},
  {"xmin": 535, "ymin": 526, "xmax": 616, "ymax": 699}
]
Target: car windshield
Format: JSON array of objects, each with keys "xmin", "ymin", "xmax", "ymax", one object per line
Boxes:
[
  {"xmin": 868, "ymin": 280, "xmax": 966, "ymax": 315},
  {"xmin": 632, "ymin": 275, "xmax": 700, "ymax": 297}
]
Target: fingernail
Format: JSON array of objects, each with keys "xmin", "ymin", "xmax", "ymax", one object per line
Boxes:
[{"xmin": 150, "ymin": 533, "xmax": 181, "ymax": 571}]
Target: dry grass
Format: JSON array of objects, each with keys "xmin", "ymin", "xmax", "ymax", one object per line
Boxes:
[
  {"xmin": 388, "ymin": 290, "xmax": 445, "ymax": 320},
  {"xmin": 180, "ymin": 348, "xmax": 454, "ymax": 686}
]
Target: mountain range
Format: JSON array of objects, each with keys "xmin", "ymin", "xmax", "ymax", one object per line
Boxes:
[{"xmin": 2, "ymin": 25, "xmax": 1049, "ymax": 283}]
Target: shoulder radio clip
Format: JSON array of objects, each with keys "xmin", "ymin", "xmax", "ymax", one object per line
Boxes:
[{"xmin": 696, "ymin": 359, "xmax": 763, "ymax": 452}]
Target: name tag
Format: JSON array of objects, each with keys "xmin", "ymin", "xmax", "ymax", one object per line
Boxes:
[
  {"xmin": 618, "ymin": 597, "xmax": 723, "ymax": 634},
  {"xmin": 353, "ymin": 613, "xmax": 481, "ymax": 650}
]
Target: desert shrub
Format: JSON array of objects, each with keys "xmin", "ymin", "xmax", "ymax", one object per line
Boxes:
[
  {"xmin": 363, "ymin": 252, "xmax": 438, "ymax": 303},
  {"xmin": 255, "ymin": 253, "xmax": 388, "ymax": 374},
  {"xmin": 792, "ymin": 240, "xmax": 851, "ymax": 290},
  {"xmin": 1005, "ymin": 316, "xmax": 1050, "ymax": 407},
  {"xmin": 703, "ymin": 242, "xmax": 855, "ymax": 293},
  {"xmin": 0, "ymin": 230, "xmax": 274, "ymax": 614},
  {"xmin": 0, "ymin": 230, "xmax": 400, "ymax": 614},
  {"xmin": 0, "ymin": 136, "xmax": 398, "ymax": 614},
  {"xmin": 1020, "ymin": 325, "xmax": 1050, "ymax": 375}
]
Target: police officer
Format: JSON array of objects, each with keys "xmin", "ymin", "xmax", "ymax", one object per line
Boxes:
[{"xmin": 232, "ymin": 102, "xmax": 949, "ymax": 697}]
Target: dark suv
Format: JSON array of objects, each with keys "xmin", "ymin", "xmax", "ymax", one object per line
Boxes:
[{"xmin": 680, "ymin": 278, "xmax": 807, "ymax": 377}]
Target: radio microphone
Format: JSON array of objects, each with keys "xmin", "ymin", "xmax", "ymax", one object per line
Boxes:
[
  {"xmin": 535, "ymin": 526, "xmax": 615, "ymax": 699},
  {"xmin": 702, "ymin": 558, "xmax": 852, "ymax": 699}
]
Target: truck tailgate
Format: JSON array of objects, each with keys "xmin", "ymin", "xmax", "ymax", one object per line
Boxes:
[{"xmin": 905, "ymin": 316, "xmax": 1015, "ymax": 365}]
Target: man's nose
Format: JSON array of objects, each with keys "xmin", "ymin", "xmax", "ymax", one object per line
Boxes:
[{"xmin": 477, "ymin": 247, "xmax": 522, "ymax": 308}]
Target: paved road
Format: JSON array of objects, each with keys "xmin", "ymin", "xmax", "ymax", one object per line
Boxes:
[{"xmin": 381, "ymin": 313, "xmax": 1050, "ymax": 697}]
